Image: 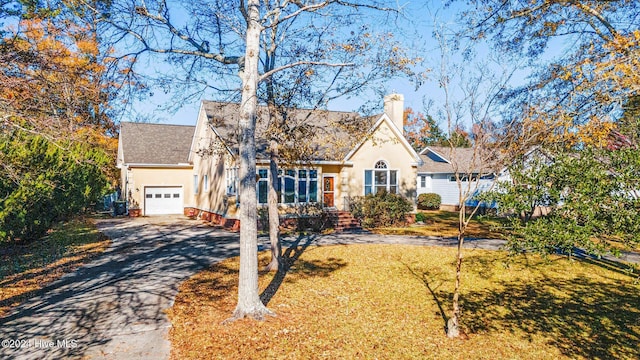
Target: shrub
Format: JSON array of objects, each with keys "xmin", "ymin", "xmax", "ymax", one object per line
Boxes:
[
  {"xmin": 0, "ymin": 134, "xmax": 110, "ymax": 243},
  {"xmin": 415, "ymin": 212, "xmax": 427, "ymax": 223},
  {"xmin": 350, "ymin": 190, "xmax": 413, "ymax": 228},
  {"xmin": 417, "ymin": 193, "xmax": 441, "ymax": 210}
]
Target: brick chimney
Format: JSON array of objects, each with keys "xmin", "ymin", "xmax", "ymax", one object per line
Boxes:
[{"xmin": 383, "ymin": 93, "xmax": 404, "ymax": 132}]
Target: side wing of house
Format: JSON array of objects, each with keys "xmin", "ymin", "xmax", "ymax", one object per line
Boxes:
[
  {"xmin": 342, "ymin": 113, "xmax": 421, "ymax": 207},
  {"xmin": 118, "ymin": 122, "xmax": 195, "ymax": 216},
  {"xmin": 189, "ymin": 103, "xmax": 238, "ymax": 218}
]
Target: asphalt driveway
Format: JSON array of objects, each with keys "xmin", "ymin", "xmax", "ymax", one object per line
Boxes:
[{"xmin": 0, "ymin": 216, "xmax": 240, "ymax": 360}]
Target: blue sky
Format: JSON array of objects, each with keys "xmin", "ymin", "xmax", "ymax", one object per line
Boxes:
[{"xmin": 122, "ymin": 1, "xmax": 546, "ymax": 128}]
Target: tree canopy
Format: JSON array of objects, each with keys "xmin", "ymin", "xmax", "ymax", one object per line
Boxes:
[
  {"xmin": 463, "ymin": 0, "xmax": 640, "ymax": 149},
  {"xmin": 0, "ymin": 1, "xmax": 118, "ymax": 243}
]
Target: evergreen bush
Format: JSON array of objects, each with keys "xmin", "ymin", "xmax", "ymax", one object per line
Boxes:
[
  {"xmin": 417, "ymin": 193, "xmax": 441, "ymax": 210},
  {"xmin": 350, "ymin": 190, "xmax": 412, "ymax": 228}
]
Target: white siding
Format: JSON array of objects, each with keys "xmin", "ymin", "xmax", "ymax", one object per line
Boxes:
[
  {"xmin": 431, "ymin": 174, "xmax": 460, "ymax": 205},
  {"xmin": 419, "ymin": 173, "xmax": 495, "ymax": 206}
]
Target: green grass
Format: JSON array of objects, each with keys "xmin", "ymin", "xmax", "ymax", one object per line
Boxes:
[
  {"xmin": 168, "ymin": 245, "xmax": 639, "ymax": 360},
  {"xmin": 374, "ymin": 210, "xmax": 509, "ymax": 238},
  {"xmin": 0, "ymin": 218, "xmax": 110, "ymax": 317}
]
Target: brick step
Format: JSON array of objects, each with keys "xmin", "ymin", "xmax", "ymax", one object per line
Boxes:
[
  {"xmin": 329, "ymin": 211, "xmax": 362, "ymax": 232},
  {"xmin": 337, "ymin": 220, "xmax": 360, "ymax": 226}
]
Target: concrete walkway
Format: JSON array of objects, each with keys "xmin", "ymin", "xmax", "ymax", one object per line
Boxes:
[{"xmin": 1, "ymin": 217, "xmax": 637, "ymax": 359}]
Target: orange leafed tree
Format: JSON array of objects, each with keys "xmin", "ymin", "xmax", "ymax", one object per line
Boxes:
[{"xmin": 0, "ymin": 17, "xmax": 116, "ymax": 154}]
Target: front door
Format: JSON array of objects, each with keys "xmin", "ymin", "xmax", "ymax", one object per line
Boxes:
[{"xmin": 323, "ymin": 176, "xmax": 335, "ymax": 207}]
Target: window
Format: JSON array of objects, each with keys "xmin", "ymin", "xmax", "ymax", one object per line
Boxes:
[
  {"xmin": 420, "ymin": 175, "xmax": 426, "ymax": 188},
  {"xmin": 164, "ymin": 193, "xmax": 171, "ymax": 198},
  {"xmin": 146, "ymin": 194, "xmax": 152, "ymax": 199},
  {"xmin": 365, "ymin": 161, "xmax": 398, "ymax": 195},
  {"xmin": 283, "ymin": 169, "xmax": 295, "ymax": 203},
  {"xmin": 194, "ymin": 174, "xmax": 199, "ymax": 194},
  {"xmin": 203, "ymin": 175, "xmax": 209, "ymax": 191},
  {"xmin": 226, "ymin": 167, "xmax": 238, "ymax": 195},
  {"xmin": 450, "ymin": 174, "xmax": 478, "ymax": 182},
  {"xmin": 257, "ymin": 168, "xmax": 318, "ymax": 205},
  {"xmin": 257, "ymin": 169, "xmax": 268, "ymax": 204}
]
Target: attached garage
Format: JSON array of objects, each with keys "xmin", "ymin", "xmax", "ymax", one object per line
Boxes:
[{"xmin": 144, "ymin": 186, "xmax": 184, "ymax": 215}]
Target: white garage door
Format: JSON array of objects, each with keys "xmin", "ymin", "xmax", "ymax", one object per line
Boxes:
[{"xmin": 144, "ymin": 186, "xmax": 184, "ymax": 215}]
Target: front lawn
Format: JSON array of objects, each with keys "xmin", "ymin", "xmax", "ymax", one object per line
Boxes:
[
  {"xmin": 373, "ymin": 210, "xmax": 508, "ymax": 238},
  {"xmin": 0, "ymin": 218, "xmax": 110, "ymax": 317},
  {"xmin": 168, "ymin": 244, "xmax": 639, "ymax": 360}
]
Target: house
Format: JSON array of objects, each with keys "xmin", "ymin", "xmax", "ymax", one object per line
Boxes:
[
  {"xmin": 417, "ymin": 146, "xmax": 499, "ymax": 210},
  {"xmin": 118, "ymin": 94, "xmax": 424, "ymax": 219},
  {"xmin": 117, "ymin": 93, "xmax": 498, "ymax": 220}
]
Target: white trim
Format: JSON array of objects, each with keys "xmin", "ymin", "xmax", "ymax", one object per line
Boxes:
[
  {"xmin": 188, "ymin": 102, "xmax": 235, "ymax": 162},
  {"xmin": 322, "ymin": 174, "xmax": 337, "ymax": 208},
  {"xmin": 362, "ymin": 165, "xmax": 401, "ymax": 196},
  {"xmin": 256, "ymin": 167, "xmax": 321, "ymax": 205},
  {"xmin": 255, "ymin": 159, "xmax": 349, "ymax": 166},
  {"xmin": 419, "ymin": 146, "xmax": 451, "ymax": 163},
  {"xmin": 123, "ymin": 163, "xmax": 193, "ymax": 168}
]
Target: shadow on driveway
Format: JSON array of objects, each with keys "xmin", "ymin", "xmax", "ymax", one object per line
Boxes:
[{"xmin": 0, "ymin": 217, "xmax": 239, "ymax": 360}]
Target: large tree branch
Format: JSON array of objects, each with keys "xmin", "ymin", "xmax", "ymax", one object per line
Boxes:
[
  {"xmin": 269, "ymin": 0, "xmax": 399, "ymax": 28},
  {"xmin": 569, "ymin": 0, "xmax": 618, "ymax": 40},
  {"xmin": 104, "ymin": 17, "xmax": 242, "ymax": 65},
  {"xmin": 258, "ymin": 60, "xmax": 354, "ymax": 82}
]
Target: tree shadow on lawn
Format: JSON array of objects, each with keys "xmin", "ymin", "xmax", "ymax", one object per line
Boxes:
[
  {"xmin": 260, "ymin": 234, "xmax": 347, "ymax": 306},
  {"xmin": 405, "ymin": 252, "xmax": 639, "ymax": 358},
  {"xmin": 461, "ymin": 272, "xmax": 639, "ymax": 359}
]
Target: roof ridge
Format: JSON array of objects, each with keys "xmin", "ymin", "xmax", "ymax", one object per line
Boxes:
[
  {"xmin": 121, "ymin": 121, "xmax": 195, "ymax": 128},
  {"xmin": 201, "ymin": 100, "xmax": 360, "ymax": 116}
]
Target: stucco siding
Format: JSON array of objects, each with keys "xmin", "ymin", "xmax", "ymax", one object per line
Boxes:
[
  {"xmin": 125, "ymin": 167, "xmax": 194, "ymax": 215},
  {"xmin": 344, "ymin": 120, "xmax": 417, "ymax": 208},
  {"xmin": 190, "ymin": 113, "xmax": 238, "ymax": 218}
]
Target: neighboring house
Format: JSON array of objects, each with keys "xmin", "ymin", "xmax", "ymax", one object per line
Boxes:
[
  {"xmin": 117, "ymin": 94, "xmax": 423, "ymax": 218},
  {"xmin": 417, "ymin": 146, "xmax": 498, "ymax": 209}
]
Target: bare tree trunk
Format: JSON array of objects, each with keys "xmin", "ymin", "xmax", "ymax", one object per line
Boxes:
[
  {"xmin": 447, "ymin": 230, "xmax": 464, "ymax": 338},
  {"xmin": 231, "ymin": 0, "xmax": 273, "ymax": 320},
  {"xmin": 265, "ymin": 140, "xmax": 282, "ymax": 272}
]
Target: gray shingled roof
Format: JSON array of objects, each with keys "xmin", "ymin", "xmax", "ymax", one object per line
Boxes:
[
  {"xmin": 120, "ymin": 122, "xmax": 195, "ymax": 165},
  {"xmin": 418, "ymin": 146, "xmax": 498, "ymax": 174},
  {"xmin": 201, "ymin": 101, "xmax": 374, "ymax": 162}
]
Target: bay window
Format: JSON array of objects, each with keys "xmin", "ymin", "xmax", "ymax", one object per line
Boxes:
[{"xmin": 257, "ymin": 168, "xmax": 318, "ymax": 205}]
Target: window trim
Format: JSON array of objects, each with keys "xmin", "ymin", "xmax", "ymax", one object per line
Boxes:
[
  {"xmin": 364, "ymin": 160, "xmax": 399, "ymax": 195},
  {"xmin": 226, "ymin": 166, "xmax": 239, "ymax": 195},
  {"xmin": 256, "ymin": 167, "xmax": 319, "ymax": 205}
]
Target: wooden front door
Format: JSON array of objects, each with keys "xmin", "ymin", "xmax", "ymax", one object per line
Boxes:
[{"xmin": 323, "ymin": 176, "xmax": 335, "ymax": 207}]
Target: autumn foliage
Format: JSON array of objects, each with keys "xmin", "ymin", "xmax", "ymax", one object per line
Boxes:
[
  {"xmin": 0, "ymin": 18, "xmax": 116, "ymax": 145},
  {"xmin": 0, "ymin": 13, "xmax": 117, "ymax": 243}
]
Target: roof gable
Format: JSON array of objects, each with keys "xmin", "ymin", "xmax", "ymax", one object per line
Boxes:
[
  {"xmin": 193, "ymin": 100, "xmax": 370, "ymax": 163},
  {"xmin": 343, "ymin": 113, "xmax": 422, "ymax": 164},
  {"xmin": 119, "ymin": 122, "xmax": 195, "ymax": 165}
]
